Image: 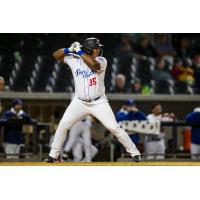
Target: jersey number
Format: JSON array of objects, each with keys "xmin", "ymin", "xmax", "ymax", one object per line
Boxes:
[{"xmin": 88, "ymin": 77, "xmax": 96, "ymax": 86}]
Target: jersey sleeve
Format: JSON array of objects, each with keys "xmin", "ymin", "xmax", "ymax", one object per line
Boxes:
[
  {"xmin": 147, "ymin": 114, "xmax": 153, "ymax": 121},
  {"xmin": 95, "ymin": 56, "xmax": 107, "ymax": 73},
  {"xmin": 64, "ymin": 54, "xmax": 74, "ymax": 67},
  {"xmin": 64, "ymin": 54, "xmax": 80, "ymax": 69}
]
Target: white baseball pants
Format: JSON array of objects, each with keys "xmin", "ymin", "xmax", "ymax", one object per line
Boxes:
[
  {"xmin": 191, "ymin": 143, "xmax": 200, "ymax": 160},
  {"xmin": 72, "ymin": 137, "xmax": 98, "ymax": 162},
  {"xmin": 64, "ymin": 120, "xmax": 92, "ymax": 162},
  {"xmin": 144, "ymin": 140, "xmax": 165, "ymax": 160},
  {"xmin": 3, "ymin": 143, "xmax": 21, "ymax": 159},
  {"xmin": 50, "ymin": 96, "xmax": 140, "ymax": 159}
]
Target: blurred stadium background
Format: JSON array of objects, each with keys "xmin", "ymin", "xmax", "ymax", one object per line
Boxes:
[{"xmin": 0, "ymin": 33, "xmax": 200, "ymax": 163}]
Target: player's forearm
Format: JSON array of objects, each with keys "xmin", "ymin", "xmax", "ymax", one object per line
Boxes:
[
  {"xmin": 81, "ymin": 54, "xmax": 100, "ymax": 71},
  {"xmin": 52, "ymin": 48, "xmax": 66, "ymax": 62}
]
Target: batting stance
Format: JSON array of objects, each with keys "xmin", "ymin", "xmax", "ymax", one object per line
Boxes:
[{"xmin": 45, "ymin": 38, "xmax": 141, "ymax": 162}]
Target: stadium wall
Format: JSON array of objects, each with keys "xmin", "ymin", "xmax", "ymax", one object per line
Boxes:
[{"xmin": 1, "ymin": 92, "xmax": 200, "ymax": 121}]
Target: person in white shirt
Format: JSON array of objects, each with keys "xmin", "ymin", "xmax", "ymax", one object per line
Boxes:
[
  {"xmin": 45, "ymin": 38, "xmax": 141, "ymax": 162},
  {"xmin": 144, "ymin": 103, "xmax": 175, "ymax": 160}
]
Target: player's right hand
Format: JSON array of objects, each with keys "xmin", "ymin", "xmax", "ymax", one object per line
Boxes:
[
  {"xmin": 68, "ymin": 42, "xmax": 76, "ymax": 52},
  {"xmin": 72, "ymin": 41, "xmax": 82, "ymax": 52},
  {"xmin": 68, "ymin": 42, "xmax": 82, "ymax": 53}
]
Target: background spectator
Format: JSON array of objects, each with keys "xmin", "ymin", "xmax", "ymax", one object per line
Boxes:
[
  {"xmin": 151, "ymin": 57, "xmax": 173, "ymax": 94},
  {"xmin": 176, "ymin": 38, "xmax": 194, "ymax": 60},
  {"xmin": 115, "ymin": 36, "xmax": 135, "ymax": 78},
  {"xmin": 141, "ymin": 85, "xmax": 153, "ymax": 94},
  {"xmin": 193, "ymin": 55, "xmax": 200, "ymax": 93},
  {"xmin": 131, "ymin": 78, "xmax": 153, "ymax": 95},
  {"xmin": 135, "ymin": 35, "xmax": 157, "ymax": 59},
  {"xmin": 116, "ymin": 36, "xmax": 134, "ymax": 60},
  {"xmin": 154, "ymin": 34, "xmax": 176, "ymax": 58},
  {"xmin": 171, "ymin": 58, "xmax": 195, "ymax": 85},
  {"xmin": 3, "ymin": 99, "xmax": 32, "ymax": 159},
  {"xmin": 151, "ymin": 57, "xmax": 173, "ymax": 82},
  {"xmin": 112, "ymin": 74, "xmax": 130, "ymax": 93},
  {"xmin": 0, "ymin": 76, "xmax": 5, "ymax": 92},
  {"xmin": 131, "ymin": 78, "xmax": 142, "ymax": 94}
]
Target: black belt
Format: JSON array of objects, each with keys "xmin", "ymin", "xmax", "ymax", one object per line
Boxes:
[
  {"xmin": 79, "ymin": 96, "xmax": 101, "ymax": 102},
  {"xmin": 147, "ymin": 137, "xmax": 161, "ymax": 142}
]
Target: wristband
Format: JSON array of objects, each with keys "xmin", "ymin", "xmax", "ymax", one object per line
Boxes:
[
  {"xmin": 76, "ymin": 50, "xmax": 85, "ymax": 56},
  {"xmin": 64, "ymin": 48, "xmax": 70, "ymax": 54}
]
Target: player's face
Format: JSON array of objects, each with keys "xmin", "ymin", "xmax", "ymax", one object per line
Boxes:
[
  {"xmin": 124, "ymin": 105, "xmax": 137, "ymax": 112},
  {"xmin": 14, "ymin": 104, "xmax": 22, "ymax": 113},
  {"xmin": 92, "ymin": 48, "xmax": 101, "ymax": 58},
  {"xmin": 152, "ymin": 105, "xmax": 162, "ymax": 115},
  {"xmin": 125, "ymin": 105, "xmax": 132, "ymax": 112}
]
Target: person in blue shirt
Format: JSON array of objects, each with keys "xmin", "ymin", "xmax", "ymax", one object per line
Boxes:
[
  {"xmin": 3, "ymin": 99, "xmax": 31, "ymax": 159},
  {"xmin": 116, "ymin": 99, "xmax": 147, "ymax": 157},
  {"xmin": 185, "ymin": 107, "xmax": 200, "ymax": 160}
]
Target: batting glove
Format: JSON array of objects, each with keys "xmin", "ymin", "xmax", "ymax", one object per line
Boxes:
[
  {"xmin": 73, "ymin": 42, "xmax": 82, "ymax": 52},
  {"xmin": 68, "ymin": 43, "xmax": 76, "ymax": 52},
  {"xmin": 73, "ymin": 42, "xmax": 85, "ymax": 56},
  {"xmin": 64, "ymin": 42, "xmax": 78, "ymax": 54}
]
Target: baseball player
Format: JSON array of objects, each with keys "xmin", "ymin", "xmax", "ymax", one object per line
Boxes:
[
  {"xmin": 62, "ymin": 116, "xmax": 96, "ymax": 162},
  {"xmin": 45, "ymin": 38, "xmax": 141, "ymax": 162},
  {"xmin": 3, "ymin": 99, "xmax": 31, "ymax": 159},
  {"xmin": 185, "ymin": 107, "xmax": 200, "ymax": 160},
  {"xmin": 144, "ymin": 103, "xmax": 175, "ymax": 160},
  {"xmin": 116, "ymin": 99, "xmax": 146, "ymax": 156},
  {"xmin": 68, "ymin": 135, "xmax": 98, "ymax": 162}
]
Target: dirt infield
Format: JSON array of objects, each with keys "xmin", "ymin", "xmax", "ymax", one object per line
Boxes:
[{"xmin": 0, "ymin": 162, "xmax": 200, "ymax": 166}]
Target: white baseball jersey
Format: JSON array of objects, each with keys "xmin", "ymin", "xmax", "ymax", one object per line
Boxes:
[
  {"xmin": 147, "ymin": 114, "xmax": 162, "ymax": 121},
  {"xmin": 64, "ymin": 54, "xmax": 107, "ymax": 101},
  {"xmin": 147, "ymin": 114, "xmax": 165, "ymax": 139}
]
